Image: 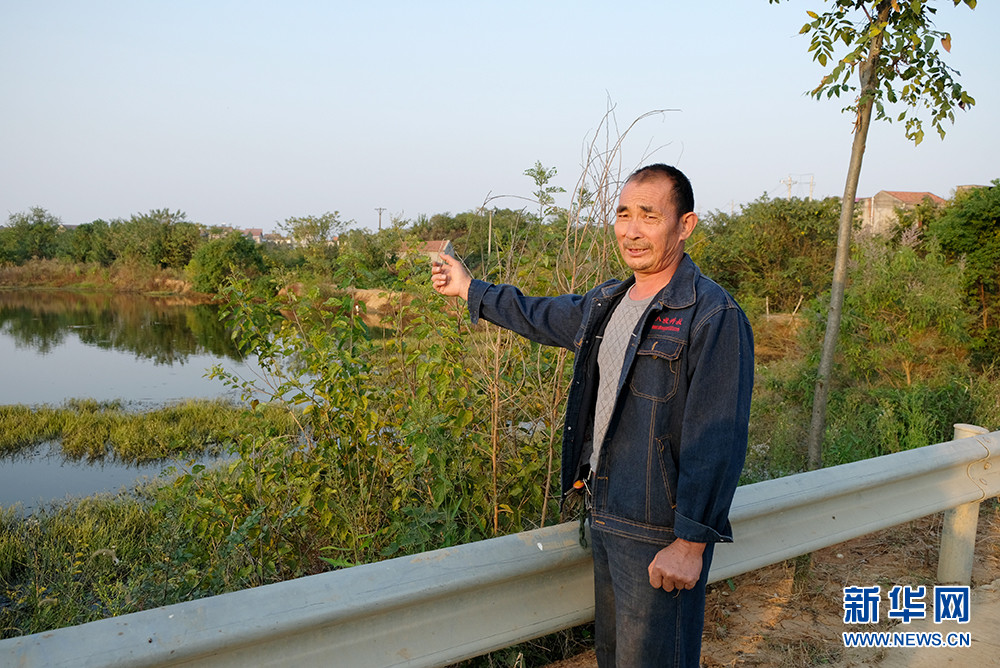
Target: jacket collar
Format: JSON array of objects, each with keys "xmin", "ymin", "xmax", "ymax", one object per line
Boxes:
[{"xmin": 598, "ymin": 253, "xmax": 699, "ymax": 309}]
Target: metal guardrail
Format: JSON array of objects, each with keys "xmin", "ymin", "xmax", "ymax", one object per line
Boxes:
[
  {"xmin": 3, "ymin": 426, "xmax": 998, "ymax": 667},
  {"xmin": 712, "ymin": 423, "xmax": 996, "ymax": 582}
]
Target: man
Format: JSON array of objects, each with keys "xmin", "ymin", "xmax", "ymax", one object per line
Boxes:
[{"xmin": 432, "ymin": 164, "xmax": 753, "ymax": 667}]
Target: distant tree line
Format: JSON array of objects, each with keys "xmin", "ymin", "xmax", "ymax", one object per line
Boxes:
[{"xmin": 3, "ymin": 179, "xmax": 998, "ymax": 367}]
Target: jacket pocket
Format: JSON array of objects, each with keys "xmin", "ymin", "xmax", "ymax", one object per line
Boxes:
[
  {"xmin": 629, "ymin": 337, "xmax": 684, "ymax": 402},
  {"xmin": 654, "ymin": 434, "xmax": 677, "ymax": 508}
]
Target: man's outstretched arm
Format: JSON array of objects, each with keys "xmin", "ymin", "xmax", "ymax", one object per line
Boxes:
[{"xmin": 433, "ymin": 251, "xmax": 587, "ymax": 350}]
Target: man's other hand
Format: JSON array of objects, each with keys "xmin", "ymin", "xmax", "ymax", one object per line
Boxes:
[
  {"xmin": 431, "ymin": 253, "xmax": 472, "ymax": 302},
  {"xmin": 648, "ymin": 539, "xmax": 706, "ymax": 592}
]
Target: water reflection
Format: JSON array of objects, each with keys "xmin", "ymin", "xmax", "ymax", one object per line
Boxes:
[
  {"xmin": 0, "ymin": 290, "xmax": 258, "ymax": 406},
  {"xmin": 0, "ymin": 443, "xmax": 179, "ymax": 512},
  {"xmin": 0, "ymin": 290, "xmax": 242, "ymax": 362},
  {"xmin": 1, "ymin": 290, "xmax": 259, "ymax": 508}
]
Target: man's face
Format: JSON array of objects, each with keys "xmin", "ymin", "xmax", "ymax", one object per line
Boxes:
[{"xmin": 614, "ymin": 175, "xmax": 697, "ymax": 282}]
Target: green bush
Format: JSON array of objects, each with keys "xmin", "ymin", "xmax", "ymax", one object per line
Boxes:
[
  {"xmin": 834, "ymin": 236, "xmax": 969, "ymax": 388},
  {"xmin": 1, "ymin": 207, "xmax": 61, "ymax": 264},
  {"xmin": 186, "ymin": 232, "xmax": 267, "ymax": 293},
  {"xmin": 693, "ymin": 196, "xmax": 840, "ymax": 312},
  {"xmin": 823, "ymin": 382, "xmax": 977, "ymax": 465},
  {"xmin": 929, "ymin": 181, "xmax": 1000, "ymax": 367},
  {"xmin": 151, "ymin": 274, "xmax": 473, "ymax": 589},
  {"xmin": 744, "ymin": 234, "xmax": 979, "ymax": 474}
]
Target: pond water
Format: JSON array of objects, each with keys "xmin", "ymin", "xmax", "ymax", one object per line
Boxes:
[
  {"xmin": 0, "ymin": 290, "xmax": 257, "ymax": 510},
  {"xmin": 0, "ymin": 290, "xmax": 250, "ymax": 405},
  {"xmin": 2, "ymin": 444, "xmax": 181, "ymax": 511}
]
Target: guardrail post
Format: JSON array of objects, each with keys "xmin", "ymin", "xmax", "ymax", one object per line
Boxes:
[{"xmin": 936, "ymin": 423, "xmax": 990, "ymax": 585}]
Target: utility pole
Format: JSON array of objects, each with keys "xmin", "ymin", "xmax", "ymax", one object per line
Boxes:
[
  {"xmin": 375, "ymin": 207, "xmax": 386, "ymax": 231},
  {"xmin": 779, "ymin": 175, "xmax": 798, "ymax": 199}
]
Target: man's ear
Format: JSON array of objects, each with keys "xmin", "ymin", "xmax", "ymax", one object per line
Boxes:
[{"xmin": 679, "ymin": 212, "xmax": 698, "ymax": 241}]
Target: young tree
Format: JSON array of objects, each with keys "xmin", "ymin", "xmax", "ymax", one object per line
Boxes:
[
  {"xmin": 771, "ymin": 0, "xmax": 977, "ymax": 468},
  {"xmin": 160, "ymin": 220, "xmax": 203, "ymax": 269},
  {"xmin": 279, "ymin": 212, "xmax": 347, "ymax": 246},
  {"xmin": 106, "ymin": 209, "xmax": 194, "ymax": 268},
  {"xmin": 835, "ymin": 236, "xmax": 969, "ymax": 388},
  {"xmin": 332, "ymin": 227, "xmax": 399, "ymax": 289},
  {"xmin": 280, "ymin": 212, "xmax": 348, "ymax": 276},
  {"xmin": 524, "ymin": 161, "xmax": 566, "ymax": 224}
]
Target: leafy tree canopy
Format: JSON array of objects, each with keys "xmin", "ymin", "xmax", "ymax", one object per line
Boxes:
[
  {"xmin": 772, "ymin": 0, "xmax": 977, "ymax": 144},
  {"xmin": 693, "ymin": 196, "xmax": 840, "ymax": 313},
  {"xmin": 187, "ymin": 232, "xmax": 267, "ymax": 293},
  {"xmin": 1, "ymin": 207, "xmax": 62, "ymax": 263},
  {"xmin": 279, "ymin": 212, "xmax": 348, "ymax": 246},
  {"xmin": 106, "ymin": 209, "xmax": 195, "ymax": 268}
]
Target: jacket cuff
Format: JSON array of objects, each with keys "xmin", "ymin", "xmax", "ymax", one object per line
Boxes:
[
  {"xmin": 466, "ymin": 279, "xmax": 491, "ymax": 325},
  {"xmin": 673, "ymin": 512, "xmax": 733, "ymax": 544}
]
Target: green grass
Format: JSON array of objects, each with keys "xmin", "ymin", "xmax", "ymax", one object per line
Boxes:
[
  {"xmin": 0, "ymin": 399, "xmax": 304, "ymax": 638},
  {"xmin": 0, "ymin": 494, "xmax": 159, "ymax": 638},
  {"xmin": 0, "ymin": 398, "xmax": 299, "ymax": 463}
]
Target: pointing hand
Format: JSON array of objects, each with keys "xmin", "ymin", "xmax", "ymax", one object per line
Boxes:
[{"xmin": 431, "ymin": 253, "xmax": 472, "ymax": 302}]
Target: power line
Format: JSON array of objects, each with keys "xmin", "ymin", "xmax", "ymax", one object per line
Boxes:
[
  {"xmin": 779, "ymin": 174, "xmax": 816, "ymax": 200},
  {"xmin": 779, "ymin": 175, "xmax": 798, "ymax": 199}
]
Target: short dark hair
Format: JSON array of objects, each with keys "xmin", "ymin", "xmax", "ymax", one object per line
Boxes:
[{"xmin": 626, "ymin": 164, "xmax": 695, "ymax": 217}]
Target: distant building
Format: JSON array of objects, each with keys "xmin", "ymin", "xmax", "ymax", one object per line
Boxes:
[
  {"xmin": 955, "ymin": 184, "xmax": 990, "ymax": 196},
  {"xmin": 242, "ymin": 228, "xmax": 264, "ymax": 243},
  {"xmin": 205, "ymin": 225, "xmax": 235, "ymax": 240},
  {"xmin": 420, "ymin": 239, "xmax": 454, "ymax": 263},
  {"xmin": 263, "ymin": 232, "xmax": 292, "ymax": 245},
  {"xmin": 857, "ymin": 190, "xmax": 947, "ymax": 236},
  {"xmin": 205, "ymin": 226, "xmax": 279, "ymax": 244}
]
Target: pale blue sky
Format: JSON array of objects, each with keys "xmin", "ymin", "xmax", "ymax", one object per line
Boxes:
[{"xmin": 2, "ymin": 1, "xmax": 996, "ymax": 233}]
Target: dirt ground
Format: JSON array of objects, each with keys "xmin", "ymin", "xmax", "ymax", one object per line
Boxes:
[{"xmin": 545, "ymin": 502, "xmax": 1000, "ymax": 667}]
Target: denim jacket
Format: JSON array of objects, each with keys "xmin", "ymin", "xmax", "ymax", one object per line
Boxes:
[{"xmin": 467, "ymin": 254, "xmax": 753, "ymax": 547}]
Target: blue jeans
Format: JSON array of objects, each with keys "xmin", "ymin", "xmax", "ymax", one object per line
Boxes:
[{"xmin": 591, "ymin": 528, "xmax": 714, "ymax": 667}]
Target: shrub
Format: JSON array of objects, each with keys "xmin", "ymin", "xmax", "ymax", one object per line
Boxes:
[
  {"xmin": 834, "ymin": 236, "xmax": 969, "ymax": 388},
  {"xmin": 186, "ymin": 232, "xmax": 267, "ymax": 293},
  {"xmin": 694, "ymin": 196, "xmax": 840, "ymax": 312},
  {"xmin": 929, "ymin": 181, "xmax": 1000, "ymax": 367}
]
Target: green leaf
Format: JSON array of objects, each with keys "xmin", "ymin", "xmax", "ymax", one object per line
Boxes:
[{"xmin": 455, "ymin": 409, "xmax": 474, "ymax": 430}]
